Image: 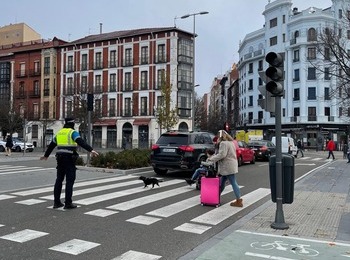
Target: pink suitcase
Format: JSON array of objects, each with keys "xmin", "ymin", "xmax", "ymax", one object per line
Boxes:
[{"xmin": 200, "ymin": 177, "xmax": 220, "ymax": 207}]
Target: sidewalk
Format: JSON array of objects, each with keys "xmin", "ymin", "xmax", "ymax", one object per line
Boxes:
[{"xmin": 181, "ymin": 151, "xmax": 350, "ymax": 259}]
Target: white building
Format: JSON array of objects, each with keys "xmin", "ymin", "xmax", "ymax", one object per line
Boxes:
[{"xmin": 238, "ymin": 0, "xmax": 350, "ymax": 149}]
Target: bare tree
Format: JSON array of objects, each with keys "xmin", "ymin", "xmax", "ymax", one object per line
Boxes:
[{"xmin": 155, "ymin": 75, "xmax": 178, "ymax": 131}]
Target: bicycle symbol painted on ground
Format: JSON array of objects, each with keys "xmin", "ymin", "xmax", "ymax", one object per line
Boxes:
[{"xmin": 250, "ymin": 240, "xmax": 319, "ymax": 257}]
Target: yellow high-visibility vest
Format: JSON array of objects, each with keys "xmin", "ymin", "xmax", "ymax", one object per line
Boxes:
[{"xmin": 56, "ymin": 128, "xmax": 77, "ymax": 147}]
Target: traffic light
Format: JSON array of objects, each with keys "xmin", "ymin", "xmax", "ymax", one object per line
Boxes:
[{"xmin": 265, "ymin": 52, "xmax": 284, "ymax": 96}]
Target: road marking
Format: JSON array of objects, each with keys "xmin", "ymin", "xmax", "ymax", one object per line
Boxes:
[
  {"xmin": 15, "ymin": 199, "xmax": 46, "ymax": 205},
  {"xmin": 40, "ymin": 179, "xmax": 142, "ymax": 200},
  {"xmin": 0, "ymin": 229, "xmax": 48, "ymax": 243},
  {"xmin": 84, "ymin": 209, "xmax": 118, "ymax": 217},
  {"xmin": 0, "ymin": 168, "xmax": 54, "ymax": 175},
  {"xmin": 0, "ymin": 194, "xmax": 16, "ymax": 201},
  {"xmin": 11, "ymin": 175, "xmax": 135, "ymax": 196},
  {"xmin": 174, "ymin": 223, "xmax": 212, "ymax": 234},
  {"xmin": 295, "ymin": 163, "xmax": 316, "ymax": 166},
  {"xmin": 73, "ymin": 179, "xmax": 184, "ymax": 205},
  {"xmin": 107, "ymin": 186, "xmax": 194, "ymax": 211},
  {"xmin": 190, "ymin": 188, "xmax": 270, "ymax": 225},
  {"xmin": 245, "ymin": 252, "xmax": 296, "ymax": 259},
  {"xmin": 111, "ymin": 250, "xmax": 162, "ymax": 260},
  {"xmin": 49, "ymin": 239, "xmax": 100, "ymax": 255},
  {"xmin": 126, "ymin": 215, "xmax": 162, "ymax": 225}
]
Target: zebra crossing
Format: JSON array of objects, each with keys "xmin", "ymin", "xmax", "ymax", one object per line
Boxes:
[
  {"xmin": 0, "ymin": 164, "xmax": 55, "ymax": 175},
  {"xmin": 0, "ymin": 169, "xmax": 271, "ymax": 259}
]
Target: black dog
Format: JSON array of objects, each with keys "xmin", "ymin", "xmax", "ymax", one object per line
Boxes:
[{"xmin": 139, "ymin": 176, "xmax": 163, "ymax": 188}]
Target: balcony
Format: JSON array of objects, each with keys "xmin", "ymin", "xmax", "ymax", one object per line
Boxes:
[
  {"xmin": 15, "ymin": 91, "xmax": 26, "ymax": 99},
  {"xmin": 29, "ymin": 69, "xmax": 41, "ymax": 76},
  {"xmin": 121, "ymin": 109, "xmax": 132, "ymax": 117},
  {"xmin": 109, "ymin": 60, "xmax": 117, "ymax": 68},
  {"xmin": 308, "ymin": 116, "xmax": 317, "ymax": 121},
  {"xmin": 122, "ymin": 59, "xmax": 134, "ymax": 67},
  {"xmin": 93, "ymin": 62, "xmax": 103, "ymax": 70},
  {"xmin": 140, "ymin": 56, "xmax": 149, "ymax": 65},
  {"xmin": 16, "ymin": 70, "xmax": 27, "ymax": 78},
  {"xmin": 65, "ymin": 65, "xmax": 75, "ymax": 73},
  {"xmin": 122, "ymin": 83, "xmax": 133, "ymax": 92},
  {"xmin": 81, "ymin": 63, "xmax": 88, "ymax": 71},
  {"xmin": 94, "ymin": 86, "xmax": 102, "ymax": 93},
  {"xmin": 28, "ymin": 90, "xmax": 40, "ymax": 97},
  {"xmin": 109, "ymin": 85, "xmax": 117, "ymax": 92},
  {"xmin": 155, "ymin": 55, "xmax": 167, "ymax": 63}
]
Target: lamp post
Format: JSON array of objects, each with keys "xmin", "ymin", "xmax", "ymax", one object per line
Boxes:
[{"xmin": 181, "ymin": 11, "xmax": 209, "ymax": 131}]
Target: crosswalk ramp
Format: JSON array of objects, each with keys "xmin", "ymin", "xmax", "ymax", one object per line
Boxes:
[{"xmin": 0, "ymin": 174, "xmax": 270, "ymax": 258}]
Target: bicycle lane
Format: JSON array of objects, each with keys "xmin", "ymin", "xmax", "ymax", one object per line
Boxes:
[{"xmin": 195, "ymin": 230, "xmax": 350, "ymax": 259}]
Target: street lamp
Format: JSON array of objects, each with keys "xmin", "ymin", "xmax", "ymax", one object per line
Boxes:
[{"xmin": 181, "ymin": 11, "xmax": 209, "ymax": 131}]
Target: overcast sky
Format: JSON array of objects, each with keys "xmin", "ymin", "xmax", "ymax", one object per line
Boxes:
[{"xmin": 1, "ymin": 0, "xmax": 331, "ymax": 96}]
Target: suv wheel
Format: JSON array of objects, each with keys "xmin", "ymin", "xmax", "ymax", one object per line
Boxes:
[
  {"xmin": 238, "ymin": 156, "xmax": 243, "ymax": 167},
  {"xmin": 154, "ymin": 168, "xmax": 168, "ymax": 175},
  {"xmin": 15, "ymin": 146, "xmax": 21, "ymax": 152}
]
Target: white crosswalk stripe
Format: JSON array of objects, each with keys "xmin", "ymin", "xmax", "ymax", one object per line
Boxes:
[
  {"xmin": 0, "ymin": 165, "xmax": 55, "ymax": 175},
  {"xmin": 0, "ymin": 169, "xmax": 274, "ymax": 258}
]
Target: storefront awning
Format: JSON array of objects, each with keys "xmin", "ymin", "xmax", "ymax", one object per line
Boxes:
[
  {"xmin": 93, "ymin": 119, "xmax": 117, "ymax": 126},
  {"xmin": 133, "ymin": 118, "xmax": 151, "ymax": 126}
]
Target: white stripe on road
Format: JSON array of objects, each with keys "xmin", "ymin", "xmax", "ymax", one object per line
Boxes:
[
  {"xmin": 73, "ymin": 179, "xmax": 184, "ymax": 205},
  {"xmin": 174, "ymin": 223, "xmax": 212, "ymax": 234},
  {"xmin": 0, "ymin": 194, "xmax": 16, "ymax": 201},
  {"xmin": 0, "ymin": 229, "xmax": 48, "ymax": 243},
  {"xmin": 111, "ymin": 250, "xmax": 162, "ymax": 260},
  {"xmin": 126, "ymin": 215, "xmax": 162, "ymax": 225},
  {"xmin": 11, "ymin": 175, "xmax": 135, "ymax": 196},
  {"xmin": 40, "ymin": 179, "xmax": 142, "ymax": 200},
  {"xmin": 0, "ymin": 168, "xmax": 54, "ymax": 175},
  {"xmin": 245, "ymin": 252, "xmax": 296, "ymax": 260},
  {"xmin": 0, "ymin": 165, "xmax": 27, "ymax": 170},
  {"xmin": 190, "ymin": 188, "xmax": 270, "ymax": 225},
  {"xmin": 84, "ymin": 209, "xmax": 118, "ymax": 217},
  {"xmin": 15, "ymin": 199, "xmax": 46, "ymax": 205},
  {"xmin": 49, "ymin": 239, "xmax": 100, "ymax": 255},
  {"xmin": 107, "ymin": 186, "xmax": 194, "ymax": 211}
]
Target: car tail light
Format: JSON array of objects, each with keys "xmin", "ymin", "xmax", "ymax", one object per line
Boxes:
[
  {"xmin": 151, "ymin": 144, "xmax": 160, "ymax": 150},
  {"xmin": 179, "ymin": 145, "xmax": 195, "ymax": 152}
]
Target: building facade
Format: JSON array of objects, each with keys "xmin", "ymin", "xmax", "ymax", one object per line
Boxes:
[
  {"xmin": 0, "ymin": 23, "xmax": 41, "ymax": 46},
  {"xmin": 237, "ymin": 0, "xmax": 350, "ymax": 149}
]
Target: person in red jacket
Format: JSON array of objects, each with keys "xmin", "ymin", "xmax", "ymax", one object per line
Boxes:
[{"xmin": 326, "ymin": 138, "xmax": 336, "ymax": 160}]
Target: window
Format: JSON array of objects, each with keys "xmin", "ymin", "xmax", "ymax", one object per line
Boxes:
[
  {"xmin": 19, "ymin": 81, "xmax": 25, "ymax": 96},
  {"xmin": 325, "ymin": 68, "xmax": 331, "ymax": 80},
  {"xmin": 141, "ymin": 71, "xmax": 148, "ymax": 90},
  {"xmin": 109, "ymin": 50, "xmax": 117, "ymax": 67},
  {"xmin": 20, "ymin": 63, "xmax": 26, "ymax": 76},
  {"xmin": 124, "ymin": 72, "xmax": 132, "ymax": 91},
  {"xmin": 294, "ymin": 107, "xmax": 300, "ymax": 117},
  {"xmin": 109, "ymin": 73, "xmax": 116, "ymax": 91},
  {"xmin": 109, "ymin": 98, "xmax": 116, "ymax": 116},
  {"xmin": 43, "ymin": 101, "xmax": 50, "ymax": 118},
  {"xmin": 293, "ymin": 49, "xmax": 299, "ymax": 62},
  {"xmin": 81, "ymin": 54, "xmax": 88, "ymax": 70},
  {"xmin": 44, "ymin": 79, "xmax": 50, "ymax": 96},
  {"xmin": 248, "ymin": 63, "xmax": 253, "ymax": 73},
  {"xmin": 325, "ymin": 107, "xmax": 330, "ymax": 116},
  {"xmin": 95, "ymin": 75, "xmax": 102, "ymax": 93},
  {"xmin": 339, "ymin": 9, "xmax": 343, "ymax": 19},
  {"xmin": 347, "ymin": 30, "xmax": 350, "ymax": 40},
  {"xmin": 95, "ymin": 99, "xmax": 102, "ymax": 117},
  {"xmin": 33, "ymin": 104, "xmax": 39, "ymax": 119},
  {"xmin": 44, "ymin": 57, "xmax": 50, "ymax": 74},
  {"xmin": 81, "ymin": 76, "xmax": 87, "ymax": 93},
  {"xmin": 124, "ymin": 97, "xmax": 131, "ymax": 116},
  {"xmin": 307, "ymin": 47, "xmax": 316, "ymax": 60},
  {"xmin": 95, "ymin": 52, "xmax": 102, "ymax": 69},
  {"xmin": 67, "ymin": 77, "xmax": 73, "ymax": 95},
  {"xmin": 308, "ymin": 107, "xmax": 316, "ymax": 121},
  {"xmin": 269, "ymin": 36, "xmax": 277, "ymax": 46},
  {"xmin": 270, "ymin": 18, "xmax": 277, "ymax": 28},
  {"xmin": 324, "ymin": 47, "xmax": 330, "ymax": 60},
  {"xmin": 307, "ymin": 28, "xmax": 317, "ymax": 41},
  {"xmin": 293, "ymin": 69, "xmax": 300, "ymax": 81},
  {"xmin": 258, "ymin": 60, "xmax": 263, "ymax": 71},
  {"xmin": 67, "ymin": 56, "xmax": 74, "ymax": 72},
  {"xmin": 33, "ymin": 81, "xmax": 39, "ymax": 96},
  {"xmin": 283, "ymin": 15, "xmax": 285, "ymax": 23},
  {"xmin": 325, "ymin": 87, "xmax": 330, "ymax": 100},
  {"xmin": 66, "ymin": 101, "xmax": 73, "ymax": 117},
  {"xmin": 308, "ymin": 87, "xmax": 316, "ymax": 100},
  {"xmin": 141, "ymin": 46, "xmax": 148, "ymax": 64},
  {"xmin": 141, "ymin": 97, "xmax": 147, "ymax": 115},
  {"xmin": 157, "ymin": 44, "xmax": 166, "ymax": 63},
  {"xmin": 283, "ymin": 33, "xmax": 286, "ymax": 42},
  {"xmin": 32, "ymin": 125, "xmax": 38, "ymax": 138},
  {"xmin": 124, "ymin": 48, "xmax": 132, "ymax": 66},
  {"xmin": 293, "ymin": 88, "xmax": 300, "ymax": 101},
  {"xmin": 248, "ymin": 96, "xmax": 253, "ymax": 106},
  {"xmin": 308, "ymin": 67, "xmax": 316, "ymax": 80},
  {"xmin": 157, "ymin": 69, "xmax": 165, "ymax": 89},
  {"xmin": 248, "ymin": 79, "xmax": 253, "ymax": 90},
  {"xmin": 34, "ymin": 61, "xmax": 40, "ymax": 74}
]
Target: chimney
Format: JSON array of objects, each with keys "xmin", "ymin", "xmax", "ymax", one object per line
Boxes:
[{"xmin": 100, "ymin": 23, "xmax": 103, "ymax": 34}]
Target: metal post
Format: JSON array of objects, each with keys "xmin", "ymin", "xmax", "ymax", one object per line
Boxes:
[
  {"xmin": 271, "ymin": 95, "xmax": 289, "ymax": 229},
  {"xmin": 87, "ymin": 111, "xmax": 92, "ymax": 165}
]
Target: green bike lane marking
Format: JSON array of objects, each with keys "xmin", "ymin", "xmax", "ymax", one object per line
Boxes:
[{"xmin": 196, "ymin": 230, "xmax": 350, "ymax": 259}]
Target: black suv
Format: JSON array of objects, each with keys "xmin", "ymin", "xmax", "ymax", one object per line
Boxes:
[{"xmin": 150, "ymin": 131, "xmax": 216, "ymax": 175}]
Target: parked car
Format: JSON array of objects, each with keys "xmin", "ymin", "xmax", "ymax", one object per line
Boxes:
[
  {"xmin": 11, "ymin": 138, "xmax": 34, "ymax": 152},
  {"xmin": 248, "ymin": 140, "xmax": 276, "ymax": 161},
  {"xmin": 150, "ymin": 131, "xmax": 216, "ymax": 175},
  {"xmin": 0, "ymin": 140, "xmax": 5, "ymax": 152},
  {"xmin": 271, "ymin": 136, "xmax": 297, "ymax": 157},
  {"xmin": 233, "ymin": 140, "xmax": 255, "ymax": 166}
]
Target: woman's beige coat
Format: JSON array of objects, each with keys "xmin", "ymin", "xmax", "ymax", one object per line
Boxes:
[{"xmin": 208, "ymin": 140, "xmax": 238, "ymax": 175}]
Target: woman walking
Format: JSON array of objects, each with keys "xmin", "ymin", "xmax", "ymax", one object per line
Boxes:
[{"xmin": 208, "ymin": 130, "xmax": 243, "ymax": 207}]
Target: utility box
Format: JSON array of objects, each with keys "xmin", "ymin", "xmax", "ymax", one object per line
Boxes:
[{"xmin": 269, "ymin": 154, "xmax": 295, "ymax": 204}]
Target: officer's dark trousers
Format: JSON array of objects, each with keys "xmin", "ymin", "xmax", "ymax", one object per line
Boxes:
[{"xmin": 54, "ymin": 153, "xmax": 77, "ymax": 204}]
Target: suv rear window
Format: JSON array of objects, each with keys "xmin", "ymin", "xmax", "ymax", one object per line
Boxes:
[{"xmin": 156, "ymin": 134, "xmax": 189, "ymax": 145}]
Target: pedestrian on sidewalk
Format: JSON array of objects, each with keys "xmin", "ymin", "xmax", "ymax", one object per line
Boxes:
[
  {"xmin": 207, "ymin": 130, "xmax": 243, "ymax": 207},
  {"xmin": 5, "ymin": 133, "xmax": 13, "ymax": 156},
  {"xmin": 40, "ymin": 118, "xmax": 99, "ymax": 209},
  {"xmin": 296, "ymin": 139, "xmax": 304, "ymax": 157},
  {"xmin": 326, "ymin": 138, "xmax": 335, "ymax": 160},
  {"xmin": 343, "ymin": 142, "xmax": 348, "ymax": 159},
  {"xmin": 347, "ymin": 141, "xmax": 350, "ymax": 163}
]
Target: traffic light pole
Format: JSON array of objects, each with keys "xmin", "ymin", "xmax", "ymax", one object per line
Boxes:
[{"xmin": 271, "ymin": 94, "xmax": 289, "ymax": 230}]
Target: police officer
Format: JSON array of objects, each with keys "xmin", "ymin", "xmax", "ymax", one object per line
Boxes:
[{"xmin": 40, "ymin": 118, "xmax": 99, "ymax": 209}]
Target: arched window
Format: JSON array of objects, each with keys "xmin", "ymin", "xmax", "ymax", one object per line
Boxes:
[
  {"xmin": 307, "ymin": 28, "xmax": 317, "ymax": 41},
  {"xmin": 249, "ymin": 46, "xmax": 254, "ymax": 53},
  {"xmin": 294, "ymin": 30, "xmax": 299, "ymax": 38}
]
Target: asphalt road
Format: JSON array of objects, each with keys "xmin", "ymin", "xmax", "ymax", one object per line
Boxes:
[{"xmin": 0, "ymin": 150, "xmax": 330, "ymax": 259}]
